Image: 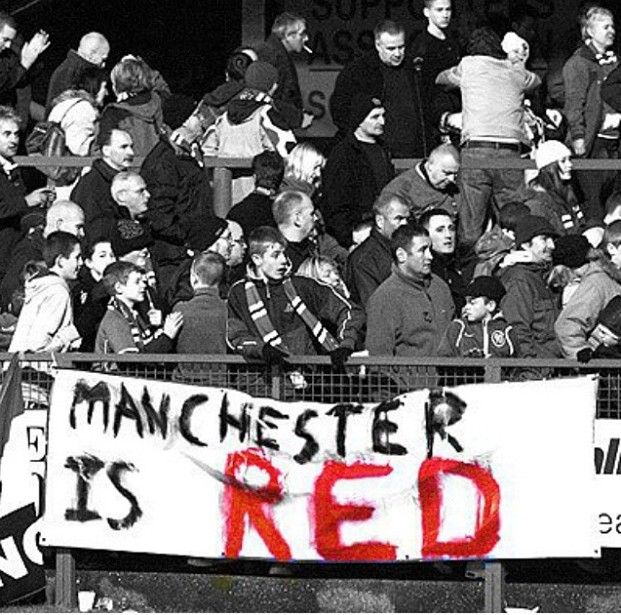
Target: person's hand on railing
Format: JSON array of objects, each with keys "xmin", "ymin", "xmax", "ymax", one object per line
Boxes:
[
  {"xmin": 576, "ymin": 348, "xmax": 593, "ymax": 364},
  {"xmin": 20, "ymin": 30, "xmax": 50, "ymax": 69},
  {"xmin": 330, "ymin": 347, "xmax": 353, "ymax": 371},
  {"xmin": 25, "ymin": 187, "xmax": 55, "ymax": 208},
  {"xmin": 572, "ymin": 138, "xmax": 586, "ymax": 157},
  {"xmin": 163, "ymin": 312, "xmax": 183, "ymax": 339}
]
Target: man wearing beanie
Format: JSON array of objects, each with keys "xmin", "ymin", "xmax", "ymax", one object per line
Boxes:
[
  {"xmin": 499, "ymin": 214, "xmax": 562, "ymax": 358},
  {"xmin": 330, "ymin": 19, "xmax": 432, "ymax": 157},
  {"xmin": 320, "ymin": 94, "xmax": 394, "ymax": 247}
]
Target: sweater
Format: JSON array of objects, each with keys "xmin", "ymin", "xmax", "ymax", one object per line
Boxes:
[
  {"xmin": 366, "ymin": 265, "xmax": 455, "ymax": 356},
  {"xmin": 175, "ymin": 288, "xmax": 227, "ymax": 354}
]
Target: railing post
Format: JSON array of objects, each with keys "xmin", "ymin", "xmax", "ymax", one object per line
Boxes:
[
  {"xmin": 213, "ymin": 166, "xmax": 233, "ymax": 218},
  {"xmin": 55, "ymin": 548, "xmax": 76, "ymax": 609},
  {"xmin": 482, "ymin": 360, "xmax": 504, "ymax": 612}
]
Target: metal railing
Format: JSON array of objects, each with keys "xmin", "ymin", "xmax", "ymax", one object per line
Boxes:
[{"xmin": 16, "ymin": 154, "xmax": 621, "ymax": 218}]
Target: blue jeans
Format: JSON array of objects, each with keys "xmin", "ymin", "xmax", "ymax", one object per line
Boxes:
[{"xmin": 458, "ymin": 146, "xmax": 524, "ymax": 248}]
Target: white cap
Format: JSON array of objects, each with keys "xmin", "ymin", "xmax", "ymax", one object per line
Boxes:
[{"xmin": 535, "ymin": 140, "xmax": 572, "ymax": 170}]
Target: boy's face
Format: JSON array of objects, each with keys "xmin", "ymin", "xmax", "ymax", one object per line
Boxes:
[
  {"xmin": 251, "ymin": 242, "xmax": 289, "ymax": 280},
  {"xmin": 424, "ymin": 0, "xmax": 452, "ymax": 30},
  {"xmin": 463, "ymin": 296, "xmax": 494, "ymax": 322},
  {"xmin": 86, "ymin": 241, "xmax": 116, "ymax": 279},
  {"xmin": 57, "ymin": 244, "xmax": 83, "ymax": 281},
  {"xmin": 116, "ymin": 271, "xmax": 146, "ymax": 304}
]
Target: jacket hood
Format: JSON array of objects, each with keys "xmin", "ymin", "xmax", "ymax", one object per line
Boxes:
[
  {"xmin": 113, "ymin": 92, "xmax": 162, "ymax": 123},
  {"xmin": 24, "ymin": 274, "xmax": 68, "ymax": 303},
  {"xmin": 583, "ymin": 258, "xmax": 621, "ymax": 285},
  {"xmin": 227, "ymin": 89, "xmax": 272, "ymax": 124},
  {"xmin": 202, "ymin": 81, "xmax": 244, "ymax": 107}
]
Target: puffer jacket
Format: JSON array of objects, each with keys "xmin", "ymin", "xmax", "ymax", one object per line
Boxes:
[
  {"xmin": 499, "ymin": 261, "xmax": 561, "ymax": 358},
  {"xmin": 226, "ymin": 272, "xmax": 364, "ymax": 359},
  {"xmin": 555, "ymin": 259, "xmax": 621, "ymax": 358}
]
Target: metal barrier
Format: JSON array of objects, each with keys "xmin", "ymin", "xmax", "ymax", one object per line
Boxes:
[
  {"xmin": 15, "ymin": 154, "xmax": 621, "ymax": 218},
  {"xmin": 5, "ymin": 352, "xmax": 618, "ymax": 611}
]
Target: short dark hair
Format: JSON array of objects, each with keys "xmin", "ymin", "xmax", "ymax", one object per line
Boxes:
[
  {"xmin": 84, "ymin": 237, "xmax": 113, "ymax": 260},
  {"xmin": 390, "ymin": 223, "xmax": 429, "ymax": 261},
  {"xmin": 467, "ymin": 27, "xmax": 504, "ymax": 58},
  {"xmin": 419, "ymin": 208, "xmax": 453, "ymax": 229},
  {"xmin": 374, "ymin": 20, "xmax": 404, "ymax": 40},
  {"xmin": 499, "ymin": 202, "xmax": 531, "ymax": 232},
  {"xmin": 102, "ymin": 261, "xmax": 141, "ymax": 296},
  {"xmin": 0, "ymin": 12, "xmax": 17, "ymax": 32},
  {"xmin": 191, "ymin": 251, "xmax": 226, "ymax": 287},
  {"xmin": 42, "ymin": 231, "xmax": 80, "ymax": 269},
  {"xmin": 226, "ymin": 50, "xmax": 254, "ymax": 82},
  {"xmin": 248, "ymin": 226, "xmax": 287, "ymax": 257},
  {"xmin": 253, "ymin": 151, "xmax": 284, "ymax": 191}
]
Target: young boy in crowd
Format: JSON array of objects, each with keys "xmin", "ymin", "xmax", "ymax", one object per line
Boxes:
[
  {"xmin": 9, "ymin": 231, "xmax": 83, "ymax": 353},
  {"xmin": 438, "ymin": 275, "xmax": 516, "ymax": 357},
  {"xmin": 73, "ymin": 238, "xmax": 116, "ymax": 351},
  {"xmin": 96, "ymin": 261, "xmax": 183, "ymax": 354}
]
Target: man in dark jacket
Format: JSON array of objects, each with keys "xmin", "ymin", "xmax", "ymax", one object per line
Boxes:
[
  {"xmin": 71, "ymin": 128, "xmax": 135, "ymax": 239},
  {"xmin": 257, "ymin": 12, "xmax": 313, "ymax": 130},
  {"xmin": 45, "ymin": 32, "xmax": 109, "ymax": 113},
  {"xmin": 345, "ymin": 193, "xmax": 410, "ymax": 307},
  {"xmin": 320, "ymin": 94, "xmax": 394, "ymax": 248},
  {"xmin": 499, "ymin": 215, "xmax": 561, "ymax": 358},
  {"xmin": 227, "ymin": 226, "xmax": 364, "ymax": 368},
  {"xmin": 330, "ymin": 19, "xmax": 432, "ymax": 157}
]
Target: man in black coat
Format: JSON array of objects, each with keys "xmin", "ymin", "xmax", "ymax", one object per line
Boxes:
[
  {"xmin": 71, "ymin": 128, "xmax": 135, "ymax": 240},
  {"xmin": 330, "ymin": 19, "xmax": 432, "ymax": 158},
  {"xmin": 258, "ymin": 12, "xmax": 313, "ymax": 130},
  {"xmin": 320, "ymin": 94, "xmax": 394, "ymax": 248}
]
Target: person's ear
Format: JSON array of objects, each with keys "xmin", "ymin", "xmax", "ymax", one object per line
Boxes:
[
  {"xmin": 395, "ymin": 246, "xmax": 407, "ymax": 264},
  {"xmin": 607, "ymin": 242, "xmax": 616, "ymax": 258},
  {"xmin": 487, "ymin": 299, "xmax": 497, "ymax": 313},
  {"xmin": 250, "ymin": 253, "xmax": 261, "ymax": 267}
]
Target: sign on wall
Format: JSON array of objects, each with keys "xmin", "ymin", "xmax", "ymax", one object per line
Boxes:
[{"xmin": 42, "ymin": 371, "xmax": 598, "ymax": 561}]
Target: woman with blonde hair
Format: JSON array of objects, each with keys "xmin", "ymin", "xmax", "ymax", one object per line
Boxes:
[
  {"xmin": 297, "ymin": 255, "xmax": 350, "ymax": 299},
  {"xmin": 280, "ymin": 142, "xmax": 326, "ymax": 197}
]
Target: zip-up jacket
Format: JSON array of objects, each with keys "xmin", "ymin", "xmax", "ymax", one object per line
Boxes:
[{"xmin": 437, "ymin": 313, "xmax": 515, "ymax": 357}]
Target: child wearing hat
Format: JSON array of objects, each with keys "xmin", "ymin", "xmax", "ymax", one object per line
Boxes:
[{"xmin": 438, "ymin": 275, "xmax": 516, "ymax": 357}]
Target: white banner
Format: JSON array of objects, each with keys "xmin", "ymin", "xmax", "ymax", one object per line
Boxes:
[
  {"xmin": 595, "ymin": 419, "xmax": 621, "ymax": 547},
  {"xmin": 41, "ymin": 371, "xmax": 598, "ymax": 561}
]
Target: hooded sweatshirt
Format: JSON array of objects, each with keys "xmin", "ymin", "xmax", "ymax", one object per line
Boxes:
[
  {"xmin": 100, "ymin": 91, "xmax": 165, "ymax": 157},
  {"xmin": 9, "ymin": 273, "xmax": 80, "ymax": 352}
]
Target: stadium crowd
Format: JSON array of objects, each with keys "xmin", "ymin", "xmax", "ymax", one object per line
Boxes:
[{"xmin": 0, "ymin": 2, "xmax": 621, "ymax": 375}]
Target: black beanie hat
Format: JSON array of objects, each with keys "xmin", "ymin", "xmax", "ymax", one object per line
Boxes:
[
  {"xmin": 514, "ymin": 215, "xmax": 558, "ymax": 246},
  {"xmin": 465, "ymin": 275, "xmax": 506, "ymax": 304},
  {"xmin": 552, "ymin": 234, "xmax": 591, "ymax": 268},
  {"xmin": 348, "ymin": 94, "xmax": 383, "ymax": 132},
  {"xmin": 186, "ymin": 216, "xmax": 228, "ymax": 252}
]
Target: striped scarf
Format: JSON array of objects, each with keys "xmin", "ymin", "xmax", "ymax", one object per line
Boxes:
[
  {"xmin": 109, "ymin": 297, "xmax": 162, "ymax": 351},
  {"xmin": 245, "ymin": 278, "xmax": 339, "ymax": 353}
]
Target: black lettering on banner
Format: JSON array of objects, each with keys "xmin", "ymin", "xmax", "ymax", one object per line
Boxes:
[
  {"xmin": 64, "ymin": 454, "xmax": 104, "ymax": 522},
  {"xmin": 308, "ymin": 91, "xmax": 326, "ymax": 119},
  {"xmin": 256, "ymin": 406, "xmax": 289, "ymax": 451},
  {"xmin": 311, "ymin": 0, "xmax": 332, "ymax": 20},
  {"xmin": 69, "ymin": 381, "xmax": 111, "ymax": 430},
  {"xmin": 361, "ymin": 0, "xmax": 380, "ymax": 18},
  {"xmin": 26, "ymin": 427, "xmax": 45, "ymax": 462},
  {"xmin": 106, "ymin": 462, "xmax": 142, "ymax": 531},
  {"xmin": 327, "ymin": 403, "xmax": 363, "ymax": 457},
  {"xmin": 113, "ymin": 385, "xmax": 144, "ymax": 438},
  {"xmin": 372, "ymin": 398, "xmax": 407, "ymax": 455},
  {"xmin": 294, "ymin": 410, "xmax": 319, "ymax": 464},
  {"xmin": 220, "ymin": 395, "xmax": 249, "ymax": 443},
  {"xmin": 600, "ymin": 512, "xmax": 612, "ymax": 534},
  {"xmin": 310, "ymin": 31, "xmax": 331, "ymax": 65},
  {"xmin": 141, "ymin": 387, "xmax": 169, "ymax": 438},
  {"xmin": 384, "ymin": 0, "xmax": 404, "ymax": 19},
  {"xmin": 333, "ymin": 30, "xmax": 355, "ymax": 65},
  {"xmin": 335, "ymin": 0, "xmax": 356, "ymax": 21},
  {"xmin": 179, "ymin": 394, "xmax": 209, "ymax": 447}
]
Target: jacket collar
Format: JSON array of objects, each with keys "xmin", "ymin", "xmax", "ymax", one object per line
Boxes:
[{"xmin": 392, "ymin": 263, "xmax": 431, "ymax": 289}]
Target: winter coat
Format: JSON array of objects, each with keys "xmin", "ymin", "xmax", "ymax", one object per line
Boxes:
[
  {"xmin": 175, "ymin": 287, "xmax": 227, "ymax": 354},
  {"xmin": 0, "ymin": 165, "xmax": 29, "ymax": 280},
  {"xmin": 499, "ymin": 261, "xmax": 561, "ymax": 358},
  {"xmin": 379, "ymin": 162, "xmax": 459, "ymax": 221},
  {"xmin": 562, "ymin": 44, "xmax": 618, "ymax": 155},
  {"xmin": 345, "ymin": 228, "xmax": 393, "ymax": 307},
  {"xmin": 72, "ymin": 268, "xmax": 110, "ymax": 352},
  {"xmin": 227, "ymin": 273, "xmax": 364, "ymax": 359},
  {"xmin": 100, "ymin": 91, "xmax": 166, "ymax": 158},
  {"xmin": 555, "ymin": 260, "xmax": 621, "ymax": 359},
  {"xmin": 320, "ymin": 134, "xmax": 394, "ymax": 247},
  {"xmin": 437, "ymin": 313, "xmax": 516, "ymax": 357},
  {"xmin": 366, "ymin": 264, "xmax": 455, "ymax": 357},
  {"xmin": 46, "ymin": 50, "xmax": 101, "ymax": 112},
  {"xmin": 47, "ymin": 96, "xmax": 98, "ymax": 156},
  {"xmin": 8, "ymin": 273, "xmax": 80, "ymax": 352},
  {"xmin": 257, "ymin": 33, "xmax": 304, "ymax": 129},
  {"xmin": 601, "ymin": 63, "xmax": 621, "ymax": 113}
]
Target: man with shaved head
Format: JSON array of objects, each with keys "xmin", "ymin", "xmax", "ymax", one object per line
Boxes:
[
  {"xmin": 46, "ymin": 31, "xmax": 109, "ymax": 112},
  {"xmin": 379, "ymin": 143, "xmax": 461, "ymax": 221},
  {"xmin": 0, "ymin": 201, "xmax": 84, "ymax": 310}
]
